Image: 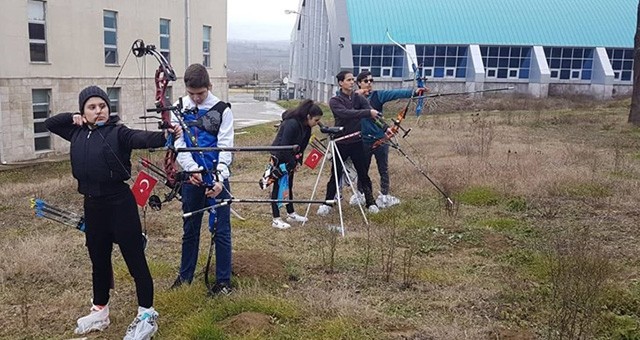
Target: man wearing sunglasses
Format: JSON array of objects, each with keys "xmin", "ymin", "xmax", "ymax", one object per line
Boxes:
[{"xmin": 352, "ymin": 70, "xmax": 428, "ymax": 208}]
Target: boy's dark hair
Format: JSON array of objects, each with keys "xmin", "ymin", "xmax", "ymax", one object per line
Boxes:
[
  {"xmin": 356, "ymin": 70, "xmax": 372, "ymax": 85},
  {"xmin": 184, "ymin": 64, "xmax": 211, "ymax": 88},
  {"xmin": 336, "ymin": 70, "xmax": 353, "ymax": 83}
]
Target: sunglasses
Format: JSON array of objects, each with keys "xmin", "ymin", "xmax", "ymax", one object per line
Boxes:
[{"xmin": 362, "ymin": 78, "xmax": 374, "ymax": 84}]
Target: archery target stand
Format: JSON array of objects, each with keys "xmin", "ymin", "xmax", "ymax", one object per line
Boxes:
[{"xmin": 303, "ymin": 130, "xmax": 369, "ymax": 236}]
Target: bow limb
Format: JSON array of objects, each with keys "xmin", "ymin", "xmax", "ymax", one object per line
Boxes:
[
  {"xmin": 386, "ymin": 30, "xmax": 425, "ymax": 116},
  {"xmin": 132, "ymin": 39, "xmax": 181, "ymax": 195}
]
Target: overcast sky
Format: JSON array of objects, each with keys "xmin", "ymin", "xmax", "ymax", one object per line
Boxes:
[{"xmin": 228, "ymin": 0, "xmax": 300, "ymax": 41}]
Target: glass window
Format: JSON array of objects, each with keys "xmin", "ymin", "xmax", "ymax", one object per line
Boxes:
[
  {"xmin": 545, "ymin": 47, "xmax": 593, "ymax": 81},
  {"xmin": 351, "ymin": 44, "xmax": 405, "ymax": 79},
  {"xmin": 203, "ymin": 25, "xmax": 211, "ymax": 67},
  {"xmin": 607, "ymin": 48, "xmax": 634, "ymax": 82},
  {"xmin": 160, "ymin": 19, "xmax": 170, "ymax": 62},
  {"xmin": 103, "ymin": 11, "xmax": 118, "ymax": 64},
  {"xmin": 480, "ymin": 46, "xmax": 532, "ymax": 79},
  {"xmin": 107, "ymin": 87, "xmax": 120, "ymax": 116},
  {"xmin": 28, "ymin": 0, "xmax": 47, "ymax": 62},
  {"xmin": 415, "ymin": 45, "xmax": 467, "ymax": 78},
  {"xmin": 32, "ymin": 89, "xmax": 51, "ymax": 151}
]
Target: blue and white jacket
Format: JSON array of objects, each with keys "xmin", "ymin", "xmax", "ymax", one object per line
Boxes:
[{"xmin": 173, "ymin": 92, "xmax": 234, "ymax": 183}]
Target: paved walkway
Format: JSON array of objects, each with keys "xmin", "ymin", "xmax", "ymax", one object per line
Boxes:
[{"xmin": 229, "ymin": 92, "xmax": 284, "ymax": 130}]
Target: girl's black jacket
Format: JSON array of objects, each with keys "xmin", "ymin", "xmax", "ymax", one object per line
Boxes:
[
  {"xmin": 270, "ymin": 117, "xmax": 310, "ymax": 169},
  {"xmin": 45, "ymin": 112, "xmax": 167, "ymax": 197}
]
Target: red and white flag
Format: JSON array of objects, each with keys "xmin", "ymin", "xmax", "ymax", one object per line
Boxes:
[
  {"xmin": 131, "ymin": 170, "xmax": 158, "ymax": 207},
  {"xmin": 304, "ymin": 148, "xmax": 324, "ymax": 169}
]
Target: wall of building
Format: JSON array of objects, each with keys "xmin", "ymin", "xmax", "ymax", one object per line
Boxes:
[{"xmin": 0, "ymin": 0, "xmax": 228, "ymax": 163}]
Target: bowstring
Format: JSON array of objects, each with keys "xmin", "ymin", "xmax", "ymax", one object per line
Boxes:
[{"xmin": 133, "ymin": 48, "xmax": 151, "ymax": 236}]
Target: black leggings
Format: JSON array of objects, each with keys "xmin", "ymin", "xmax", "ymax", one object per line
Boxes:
[
  {"xmin": 271, "ymin": 169, "xmax": 296, "ymax": 218},
  {"xmin": 324, "ymin": 141, "xmax": 375, "ymax": 206},
  {"xmin": 84, "ymin": 190, "xmax": 153, "ymax": 308}
]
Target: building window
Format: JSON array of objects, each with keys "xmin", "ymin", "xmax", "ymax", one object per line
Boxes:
[
  {"xmin": 28, "ymin": 0, "xmax": 47, "ymax": 62},
  {"xmin": 544, "ymin": 47, "xmax": 593, "ymax": 81},
  {"xmin": 480, "ymin": 46, "xmax": 531, "ymax": 80},
  {"xmin": 352, "ymin": 44, "xmax": 404, "ymax": 78},
  {"xmin": 32, "ymin": 89, "xmax": 51, "ymax": 152},
  {"xmin": 607, "ymin": 48, "xmax": 633, "ymax": 82},
  {"xmin": 203, "ymin": 25, "xmax": 211, "ymax": 67},
  {"xmin": 103, "ymin": 10, "xmax": 118, "ymax": 64},
  {"xmin": 160, "ymin": 19, "xmax": 170, "ymax": 62},
  {"xmin": 414, "ymin": 45, "xmax": 468, "ymax": 79},
  {"xmin": 106, "ymin": 87, "xmax": 120, "ymax": 116}
]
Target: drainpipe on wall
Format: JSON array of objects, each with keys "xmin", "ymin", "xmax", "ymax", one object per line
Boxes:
[
  {"xmin": 184, "ymin": 0, "xmax": 191, "ymax": 68},
  {"xmin": 0, "ymin": 94, "xmax": 5, "ymax": 164}
]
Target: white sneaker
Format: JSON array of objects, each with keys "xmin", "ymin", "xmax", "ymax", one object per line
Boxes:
[
  {"xmin": 385, "ymin": 194, "xmax": 400, "ymax": 207},
  {"xmin": 272, "ymin": 218, "xmax": 291, "ymax": 229},
  {"xmin": 74, "ymin": 304, "xmax": 110, "ymax": 335},
  {"xmin": 349, "ymin": 191, "xmax": 365, "ymax": 206},
  {"xmin": 123, "ymin": 306, "xmax": 158, "ymax": 340},
  {"xmin": 286, "ymin": 212, "xmax": 308, "ymax": 223},
  {"xmin": 317, "ymin": 204, "xmax": 332, "ymax": 216},
  {"xmin": 376, "ymin": 193, "xmax": 401, "ymax": 208},
  {"xmin": 368, "ymin": 205, "xmax": 380, "ymax": 214}
]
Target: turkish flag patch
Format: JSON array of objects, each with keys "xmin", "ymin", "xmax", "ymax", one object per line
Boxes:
[
  {"xmin": 304, "ymin": 148, "xmax": 324, "ymax": 169},
  {"xmin": 131, "ymin": 170, "xmax": 158, "ymax": 206}
]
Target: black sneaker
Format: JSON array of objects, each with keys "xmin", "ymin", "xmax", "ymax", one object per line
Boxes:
[
  {"xmin": 170, "ymin": 276, "xmax": 187, "ymax": 290},
  {"xmin": 208, "ymin": 282, "xmax": 232, "ymax": 296}
]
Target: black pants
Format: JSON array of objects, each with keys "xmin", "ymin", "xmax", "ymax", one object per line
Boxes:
[
  {"xmin": 271, "ymin": 169, "xmax": 295, "ymax": 218},
  {"xmin": 324, "ymin": 141, "xmax": 375, "ymax": 206},
  {"xmin": 360, "ymin": 143, "xmax": 390, "ymax": 195},
  {"xmin": 84, "ymin": 190, "xmax": 153, "ymax": 308}
]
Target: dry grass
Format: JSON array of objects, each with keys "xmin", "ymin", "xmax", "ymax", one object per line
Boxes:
[{"xmin": 2, "ymin": 95, "xmax": 640, "ymax": 339}]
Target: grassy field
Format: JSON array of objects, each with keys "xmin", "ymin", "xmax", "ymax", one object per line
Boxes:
[{"xmin": 2, "ymin": 95, "xmax": 640, "ymax": 339}]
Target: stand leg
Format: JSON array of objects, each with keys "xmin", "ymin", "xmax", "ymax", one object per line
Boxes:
[
  {"xmin": 303, "ymin": 141, "xmax": 332, "ymax": 226},
  {"xmin": 332, "ymin": 142, "xmax": 369, "ymax": 228}
]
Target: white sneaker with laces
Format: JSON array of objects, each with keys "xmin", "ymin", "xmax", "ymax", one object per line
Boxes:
[
  {"xmin": 349, "ymin": 191, "xmax": 365, "ymax": 206},
  {"xmin": 376, "ymin": 193, "xmax": 401, "ymax": 208},
  {"xmin": 368, "ymin": 205, "xmax": 380, "ymax": 214},
  {"xmin": 74, "ymin": 304, "xmax": 110, "ymax": 335},
  {"xmin": 123, "ymin": 306, "xmax": 158, "ymax": 340},
  {"xmin": 384, "ymin": 194, "xmax": 401, "ymax": 207},
  {"xmin": 317, "ymin": 204, "xmax": 332, "ymax": 216},
  {"xmin": 272, "ymin": 218, "xmax": 291, "ymax": 229},
  {"xmin": 286, "ymin": 212, "xmax": 308, "ymax": 223}
]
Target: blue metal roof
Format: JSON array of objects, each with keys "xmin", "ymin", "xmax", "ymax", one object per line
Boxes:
[{"xmin": 346, "ymin": 0, "xmax": 635, "ymax": 48}]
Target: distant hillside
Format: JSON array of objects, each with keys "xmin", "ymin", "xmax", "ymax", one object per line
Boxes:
[{"xmin": 227, "ymin": 40, "xmax": 290, "ymax": 85}]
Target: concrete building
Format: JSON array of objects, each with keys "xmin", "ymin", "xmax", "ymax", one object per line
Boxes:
[
  {"xmin": 0, "ymin": 0, "xmax": 228, "ymax": 163},
  {"xmin": 288, "ymin": 0, "xmax": 635, "ymax": 104}
]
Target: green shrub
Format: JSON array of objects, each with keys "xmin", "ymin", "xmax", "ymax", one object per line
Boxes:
[
  {"xmin": 457, "ymin": 186, "xmax": 502, "ymax": 206},
  {"xmin": 506, "ymin": 196, "xmax": 527, "ymax": 212}
]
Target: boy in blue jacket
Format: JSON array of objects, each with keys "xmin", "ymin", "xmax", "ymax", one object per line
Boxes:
[{"xmin": 352, "ymin": 71, "xmax": 428, "ymax": 208}]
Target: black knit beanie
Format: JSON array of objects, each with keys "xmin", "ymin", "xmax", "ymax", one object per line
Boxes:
[{"xmin": 78, "ymin": 86, "xmax": 111, "ymax": 114}]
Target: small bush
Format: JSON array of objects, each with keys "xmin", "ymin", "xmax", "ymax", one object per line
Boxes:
[
  {"xmin": 506, "ymin": 196, "xmax": 528, "ymax": 212},
  {"xmin": 457, "ymin": 186, "xmax": 502, "ymax": 206}
]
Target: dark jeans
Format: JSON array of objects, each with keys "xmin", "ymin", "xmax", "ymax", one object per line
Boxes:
[
  {"xmin": 271, "ymin": 170, "xmax": 295, "ymax": 218},
  {"xmin": 324, "ymin": 141, "xmax": 375, "ymax": 207},
  {"xmin": 179, "ymin": 179, "xmax": 232, "ymax": 285},
  {"xmin": 359, "ymin": 143, "xmax": 390, "ymax": 195},
  {"xmin": 84, "ymin": 190, "xmax": 153, "ymax": 308}
]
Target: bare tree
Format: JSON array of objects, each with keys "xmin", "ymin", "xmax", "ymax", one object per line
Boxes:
[{"xmin": 629, "ymin": 1, "xmax": 640, "ymax": 124}]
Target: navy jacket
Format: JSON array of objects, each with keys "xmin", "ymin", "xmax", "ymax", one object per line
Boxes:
[
  {"xmin": 46, "ymin": 112, "xmax": 166, "ymax": 197},
  {"xmin": 328, "ymin": 91, "xmax": 372, "ymax": 144}
]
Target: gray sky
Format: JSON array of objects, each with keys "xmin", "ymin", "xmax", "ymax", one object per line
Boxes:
[{"xmin": 228, "ymin": 0, "xmax": 300, "ymax": 41}]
